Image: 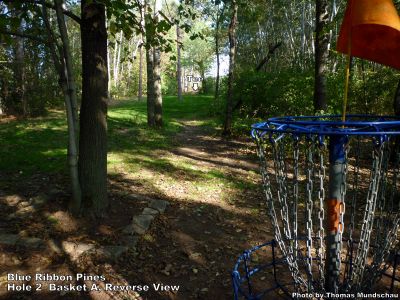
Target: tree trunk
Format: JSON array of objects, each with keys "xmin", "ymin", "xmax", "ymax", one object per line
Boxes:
[
  {"xmin": 0, "ymin": 79, "xmax": 8, "ymax": 115},
  {"xmin": 176, "ymin": 25, "xmax": 183, "ymax": 101},
  {"xmin": 154, "ymin": 47, "xmax": 162, "ymax": 127},
  {"xmin": 214, "ymin": 7, "xmax": 221, "ymax": 101},
  {"xmin": 255, "ymin": 42, "xmax": 282, "ymax": 72},
  {"xmin": 9, "ymin": 7, "xmax": 26, "ymax": 117},
  {"xmin": 138, "ymin": 41, "xmax": 144, "ymax": 101},
  {"xmin": 115, "ymin": 31, "xmax": 123, "ymax": 86},
  {"xmin": 145, "ymin": 0, "xmax": 163, "ymax": 127},
  {"xmin": 223, "ymin": 0, "xmax": 238, "ymax": 136},
  {"xmin": 394, "ymin": 79, "xmax": 400, "ymax": 116},
  {"xmin": 55, "ymin": 0, "xmax": 79, "ymax": 136},
  {"xmin": 314, "ymin": 0, "xmax": 329, "ymax": 113},
  {"xmin": 197, "ymin": 61, "xmax": 206, "ymax": 94},
  {"xmin": 146, "ymin": 44, "xmax": 155, "ymax": 126},
  {"xmin": 138, "ymin": 2, "xmax": 145, "ymax": 102},
  {"xmin": 79, "ymin": 1, "xmax": 109, "ymax": 217},
  {"xmin": 54, "ymin": 0, "xmax": 82, "ymax": 215}
]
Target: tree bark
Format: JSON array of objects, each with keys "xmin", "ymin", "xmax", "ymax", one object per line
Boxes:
[
  {"xmin": 145, "ymin": 0, "xmax": 163, "ymax": 127},
  {"xmin": 176, "ymin": 25, "xmax": 183, "ymax": 101},
  {"xmin": 54, "ymin": 0, "xmax": 82, "ymax": 215},
  {"xmin": 138, "ymin": 41, "xmax": 144, "ymax": 101},
  {"xmin": 79, "ymin": 1, "xmax": 109, "ymax": 217},
  {"xmin": 314, "ymin": 0, "xmax": 329, "ymax": 113},
  {"xmin": 223, "ymin": 0, "xmax": 238, "ymax": 136},
  {"xmin": 146, "ymin": 44, "xmax": 155, "ymax": 126},
  {"xmin": 214, "ymin": 7, "xmax": 221, "ymax": 101},
  {"xmin": 55, "ymin": 0, "xmax": 79, "ymax": 138},
  {"xmin": 114, "ymin": 31, "xmax": 123, "ymax": 86},
  {"xmin": 153, "ymin": 47, "xmax": 162, "ymax": 127}
]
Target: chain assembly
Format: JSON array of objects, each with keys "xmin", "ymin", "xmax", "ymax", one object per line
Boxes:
[{"xmin": 252, "ymin": 119, "xmax": 400, "ymax": 294}]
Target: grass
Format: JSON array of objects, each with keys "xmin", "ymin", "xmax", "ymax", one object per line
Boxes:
[
  {"xmin": 0, "ymin": 95, "xmax": 216, "ymax": 176},
  {"xmin": 0, "ymin": 94, "xmax": 258, "ymax": 200}
]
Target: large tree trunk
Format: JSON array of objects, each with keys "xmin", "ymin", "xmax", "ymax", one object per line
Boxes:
[
  {"xmin": 54, "ymin": 0, "xmax": 82, "ymax": 215},
  {"xmin": 176, "ymin": 25, "xmax": 183, "ymax": 101},
  {"xmin": 145, "ymin": 0, "xmax": 163, "ymax": 127},
  {"xmin": 314, "ymin": 0, "xmax": 329, "ymax": 113},
  {"xmin": 223, "ymin": 0, "xmax": 238, "ymax": 136},
  {"xmin": 79, "ymin": 1, "xmax": 109, "ymax": 217},
  {"xmin": 153, "ymin": 47, "xmax": 162, "ymax": 127}
]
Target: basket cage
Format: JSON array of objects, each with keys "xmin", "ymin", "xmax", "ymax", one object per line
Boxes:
[{"xmin": 232, "ymin": 115, "xmax": 400, "ymax": 299}]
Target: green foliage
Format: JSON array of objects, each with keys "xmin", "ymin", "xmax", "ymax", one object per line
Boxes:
[
  {"xmin": 233, "ymin": 69, "xmax": 314, "ymax": 118},
  {"xmin": 348, "ymin": 63, "xmax": 399, "ymax": 115}
]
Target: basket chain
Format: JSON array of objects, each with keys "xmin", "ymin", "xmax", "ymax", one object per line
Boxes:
[
  {"xmin": 352, "ymin": 141, "xmax": 385, "ymax": 289},
  {"xmin": 316, "ymin": 140, "xmax": 326, "ymax": 292},
  {"xmin": 305, "ymin": 138, "xmax": 315, "ymax": 291},
  {"xmin": 255, "ymin": 134, "xmax": 306, "ymax": 289}
]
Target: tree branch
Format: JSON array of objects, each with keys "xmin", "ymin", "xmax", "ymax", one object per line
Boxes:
[
  {"xmin": 4, "ymin": 0, "xmax": 81, "ymax": 24},
  {"xmin": 255, "ymin": 42, "xmax": 282, "ymax": 72},
  {"xmin": 0, "ymin": 29, "xmax": 47, "ymax": 44}
]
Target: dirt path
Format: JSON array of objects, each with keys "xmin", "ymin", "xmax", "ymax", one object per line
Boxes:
[
  {"xmin": 129, "ymin": 120, "xmax": 277, "ymax": 299},
  {"xmin": 0, "ymin": 120, "xmax": 278, "ymax": 300}
]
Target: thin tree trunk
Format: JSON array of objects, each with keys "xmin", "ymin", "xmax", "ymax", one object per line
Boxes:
[
  {"xmin": 176, "ymin": 25, "xmax": 183, "ymax": 101},
  {"xmin": 138, "ymin": 1, "xmax": 145, "ymax": 101},
  {"xmin": 223, "ymin": 0, "xmax": 238, "ymax": 136},
  {"xmin": 79, "ymin": 0, "xmax": 109, "ymax": 217},
  {"xmin": 106, "ymin": 19, "xmax": 111, "ymax": 95},
  {"xmin": 145, "ymin": 0, "xmax": 155, "ymax": 126},
  {"xmin": 214, "ymin": 5, "xmax": 224, "ymax": 101},
  {"xmin": 394, "ymin": 79, "xmax": 400, "ymax": 116},
  {"xmin": 138, "ymin": 41, "xmax": 144, "ymax": 101},
  {"xmin": 11, "ymin": 9, "xmax": 26, "ymax": 116},
  {"xmin": 154, "ymin": 47, "xmax": 162, "ymax": 127},
  {"xmin": 115, "ymin": 31, "xmax": 123, "ymax": 86},
  {"xmin": 197, "ymin": 61, "xmax": 206, "ymax": 94},
  {"xmin": 112, "ymin": 32, "xmax": 119, "ymax": 88},
  {"xmin": 255, "ymin": 42, "xmax": 282, "ymax": 72},
  {"xmin": 0, "ymin": 78, "xmax": 8, "ymax": 115},
  {"xmin": 55, "ymin": 0, "xmax": 79, "ymax": 139},
  {"xmin": 146, "ymin": 44, "xmax": 155, "ymax": 126},
  {"xmin": 314, "ymin": 0, "xmax": 329, "ymax": 113},
  {"xmin": 54, "ymin": 0, "xmax": 82, "ymax": 214}
]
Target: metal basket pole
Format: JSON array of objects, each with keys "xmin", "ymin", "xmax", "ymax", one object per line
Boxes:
[{"xmin": 326, "ymin": 135, "xmax": 348, "ymax": 292}]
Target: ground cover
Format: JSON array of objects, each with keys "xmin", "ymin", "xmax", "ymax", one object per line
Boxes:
[{"xmin": 0, "ymin": 95, "xmax": 277, "ymax": 299}]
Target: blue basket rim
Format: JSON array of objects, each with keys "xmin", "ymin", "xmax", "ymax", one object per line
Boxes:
[{"xmin": 251, "ymin": 114, "xmax": 400, "ymax": 136}]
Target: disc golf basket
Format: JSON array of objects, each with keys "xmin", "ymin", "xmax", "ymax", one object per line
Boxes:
[{"xmin": 232, "ymin": 115, "xmax": 400, "ymax": 299}]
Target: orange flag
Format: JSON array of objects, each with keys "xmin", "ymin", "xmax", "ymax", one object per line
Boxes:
[{"xmin": 337, "ymin": 0, "xmax": 400, "ymax": 69}]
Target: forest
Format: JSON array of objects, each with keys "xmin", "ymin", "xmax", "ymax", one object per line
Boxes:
[{"xmin": 0, "ymin": 0, "xmax": 400, "ymax": 299}]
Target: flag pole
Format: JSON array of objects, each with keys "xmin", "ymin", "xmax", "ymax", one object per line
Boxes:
[{"xmin": 342, "ymin": 54, "xmax": 351, "ymax": 123}]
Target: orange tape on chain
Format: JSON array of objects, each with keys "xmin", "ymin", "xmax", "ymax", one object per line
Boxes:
[{"xmin": 327, "ymin": 199, "xmax": 342, "ymax": 232}]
